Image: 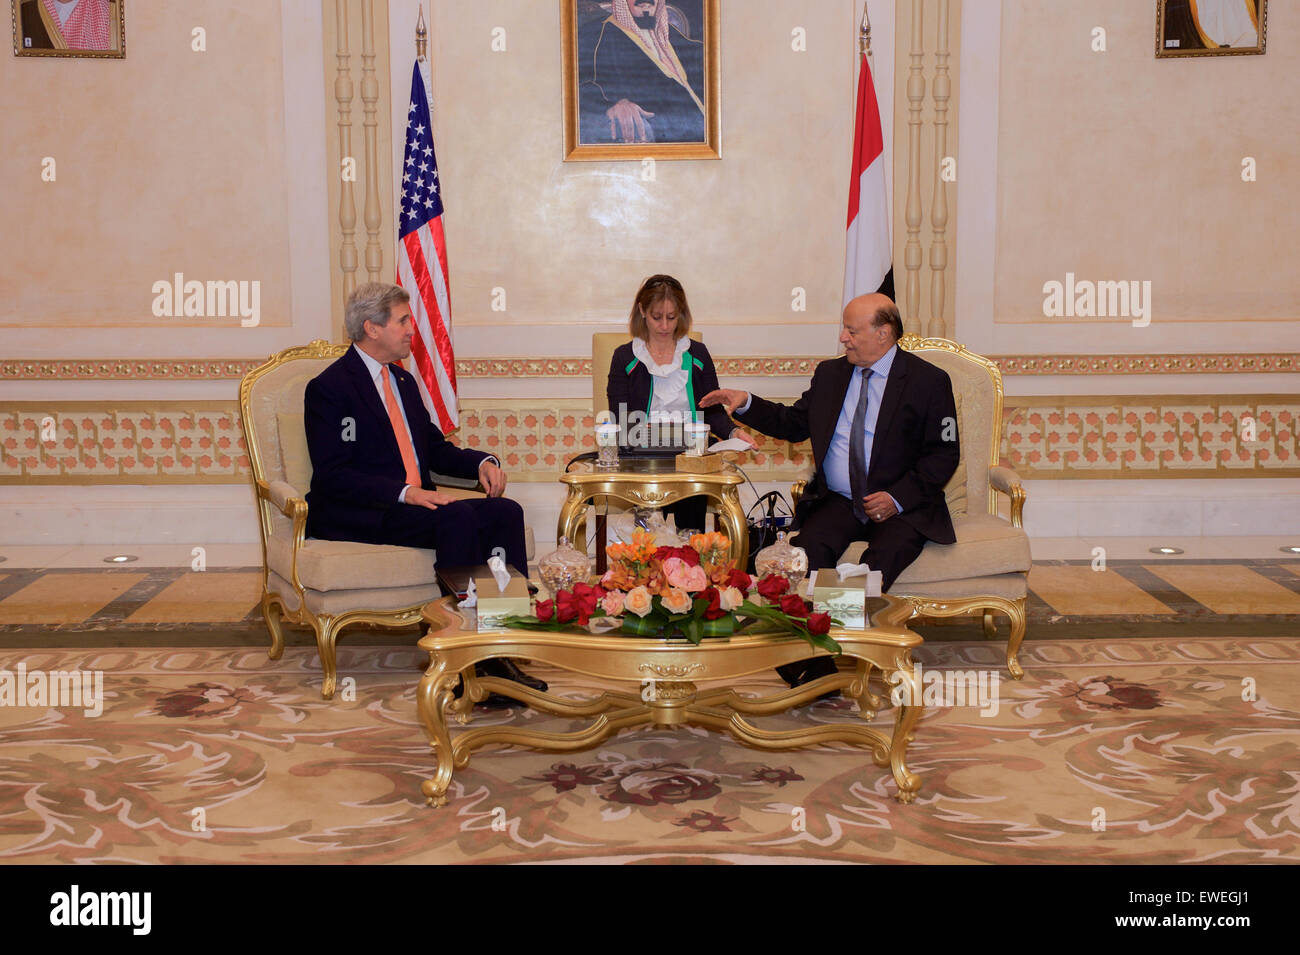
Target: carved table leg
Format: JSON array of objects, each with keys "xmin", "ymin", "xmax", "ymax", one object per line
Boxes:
[
  {"xmin": 714, "ymin": 485, "xmax": 748, "ymax": 569},
  {"xmin": 556, "ymin": 484, "xmax": 593, "ymax": 554},
  {"xmin": 417, "ymin": 657, "xmax": 461, "ymax": 808}
]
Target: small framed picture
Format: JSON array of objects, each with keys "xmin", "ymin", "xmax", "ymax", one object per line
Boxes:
[
  {"xmin": 1156, "ymin": 0, "xmax": 1266, "ymax": 58},
  {"xmin": 11, "ymin": 0, "xmax": 125, "ymax": 58},
  {"xmin": 561, "ymin": 0, "xmax": 721, "ymax": 161}
]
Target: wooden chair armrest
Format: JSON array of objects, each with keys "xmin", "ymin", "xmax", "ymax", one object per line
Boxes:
[
  {"xmin": 790, "ymin": 464, "xmax": 815, "ymax": 508},
  {"xmin": 989, "ymin": 465, "xmax": 1027, "ymax": 529}
]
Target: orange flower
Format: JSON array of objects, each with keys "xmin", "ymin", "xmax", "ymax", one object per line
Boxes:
[{"xmin": 689, "ymin": 532, "xmax": 730, "ymax": 563}]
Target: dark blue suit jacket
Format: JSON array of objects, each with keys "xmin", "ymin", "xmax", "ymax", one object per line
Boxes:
[{"xmin": 303, "ymin": 346, "xmax": 489, "ymax": 542}]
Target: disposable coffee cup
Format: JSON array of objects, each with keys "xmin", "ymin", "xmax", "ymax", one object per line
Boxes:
[{"xmin": 684, "ymin": 421, "xmax": 709, "ymax": 456}]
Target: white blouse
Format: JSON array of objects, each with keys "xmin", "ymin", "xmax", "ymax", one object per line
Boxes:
[{"xmin": 632, "ymin": 336, "xmax": 692, "ymax": 423}]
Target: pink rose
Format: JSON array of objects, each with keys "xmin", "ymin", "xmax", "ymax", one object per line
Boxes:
[
  {"xmin": 600, "ymin": 590, "xmax": 626, "ymax": 617},
  {"xmin": 624, "ymin": 586, "xmax": 654, "ymax": 618},
  {"xmin": 661, "ymin": 587, "xmax": 693, "ymax": 615},
  {"xmin": 719, "ymin": 586, "xmax": 745, "ymax": 612},
  {"xmin": 664, "ymin": 557, "xmax": 708, "ymax": 593}
]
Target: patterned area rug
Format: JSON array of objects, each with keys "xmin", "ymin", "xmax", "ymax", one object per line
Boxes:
[{"xmin": 1, "ymin": 637, "xmax": 1297, "ymax": 864}]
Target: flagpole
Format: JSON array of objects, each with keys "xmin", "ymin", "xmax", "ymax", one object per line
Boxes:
[
  {"xmin": 860, "ymin": 0, "xmax": 873, "ymax": 65},
  {"xmin": 415, "ymin": 4, "xmax": 426, "ymax": 61}
]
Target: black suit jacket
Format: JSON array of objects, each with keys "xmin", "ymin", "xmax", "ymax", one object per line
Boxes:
[
  {"xmin": 303, "ymin": 346, "xmax": 490, "ymax": 542},
  {"xmin": 607, "ymin": 339, "xmax": 735, "ymax": 440},
  {"xmin": 736, "ymin": 348, "xmax": 960, "ymax": 544}
]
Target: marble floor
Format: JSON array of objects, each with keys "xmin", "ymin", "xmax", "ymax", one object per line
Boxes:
[{"xmin": 0, "ymin": 537, "xmax": 1297, "ymax": 643}]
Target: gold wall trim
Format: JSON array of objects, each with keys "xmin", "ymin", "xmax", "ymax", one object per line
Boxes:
[
  {"xmin": 4, "ymin": 353, "xmax": 1297, "ymax": 380},
  {"xmin": 3, "ymin": 395, "xmax": 1296, "ymax": 485}
]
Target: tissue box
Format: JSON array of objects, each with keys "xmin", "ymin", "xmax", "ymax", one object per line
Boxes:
[
  {"xmin": 810, "ymin": 568, "xmax": 868, "ymax": 629},
  {"xmin": 470, "ymin": 564, "xmax": 532, "ymax": 631}
]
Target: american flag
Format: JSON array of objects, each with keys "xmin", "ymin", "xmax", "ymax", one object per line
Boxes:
[{"xmin": 397, "ymin": 61, "xmax": 458, "ymax": 432}]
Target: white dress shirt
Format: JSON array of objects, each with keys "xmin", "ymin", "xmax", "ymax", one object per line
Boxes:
[
  {"xmin": 633, "ymin": 335, "xmax": 692, "ymax": 423},
  {"xmin": 739, "ymin": 344, "xmax": 902, "ymax": 514}
]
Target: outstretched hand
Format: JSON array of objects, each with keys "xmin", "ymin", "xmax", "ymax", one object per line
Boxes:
[{"xmin": 698, "ymin": 388, "xmax": 750, "ymax": 415}]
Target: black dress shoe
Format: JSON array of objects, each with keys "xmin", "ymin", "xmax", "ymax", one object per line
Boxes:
[
  {"xmin": 776, "ymin": 656, "xmax": 839, "ymax": 700},
  {"xmin": 477, "ymin": 657, "xmax": 548, "ymax": 693},
  {"xmin": 451, "ymin": 675, "xmax": 520, "ymax": 709}
]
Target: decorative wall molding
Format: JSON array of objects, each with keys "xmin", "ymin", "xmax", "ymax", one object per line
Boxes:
[
  {"xmin": 322, "ymin": 0, "xmax": 394, "ymax": 341},
  {"xmin": 993, "ymin": 353, "xmax": 1300, "ymax": 375},
  {"xmin": 5, "ymin": 353, "xmax": 1297, "ymax": 381},
  {"xmin": 1, "ymin": 360, "xmax": 266, "ymax": 381},
  {"xmin": 4, "ymin": 396, "xmax": 1296, "ymax": 485},
  {"xmin": 1003, "ymin": 396, "xmax": 1298, "ymax": 478},
  {"xmin": 894, "ymin": 0, "xmax": 963, "ymax": 337}
]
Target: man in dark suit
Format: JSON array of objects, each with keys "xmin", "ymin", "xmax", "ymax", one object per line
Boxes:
[
  {"xmin": 700, "ymin": 293, "xmax": 959, "ymax": 689},
  {"xmin": 304, "ymin": 282, "xmax": 542, "ymax": 701}
]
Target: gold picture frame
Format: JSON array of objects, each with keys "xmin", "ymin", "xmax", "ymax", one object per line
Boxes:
[
  {"xmin": 11, "ymin": 0, "xmax": 124, "ymax": 57},
  {"xmin": 561, "ymin": 0, "xmax": 720, "ymax": 161},
  {"xmin": 1156, "ymin": 0, "xmax": 1266, "ymax": 58}
]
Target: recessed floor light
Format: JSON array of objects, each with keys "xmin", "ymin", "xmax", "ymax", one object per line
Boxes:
[
  {"xmin": 103, "ymin": 555, "xmax": 138, "ymax": 563},
  {"xmin": 1282, "ymin": 546, "xmax": 1300, "ymax": 555},
  {"xmin": 1148, "ymin": 546, "xmax": 1184, "ymax": 556}
]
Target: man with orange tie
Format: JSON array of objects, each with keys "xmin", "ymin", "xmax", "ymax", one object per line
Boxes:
[{"xmin": 303, "ymin": 282, "xmax": 541, "ymax": 702}]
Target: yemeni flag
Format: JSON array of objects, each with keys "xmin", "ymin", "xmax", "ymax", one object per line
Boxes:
[{"xmin": 843, "ymin": 50, "xmax": 893, "ymax": 306}]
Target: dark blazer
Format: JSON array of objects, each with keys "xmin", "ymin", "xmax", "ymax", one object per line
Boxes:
[
  {"xmin": 303, "ymin": 346, "xmax": 490, "ymax": 542},
  {"xmin": 736, "ymin": 348, "xmax": 960, "ymax": 544},
  {"xmin": 607, "ymin": 339, "xmax": 735, "ymax": 440}
]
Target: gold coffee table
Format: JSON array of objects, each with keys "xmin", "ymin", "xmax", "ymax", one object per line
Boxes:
[
  {"xmin": 557, "ymin": 457, "xmax": 749, "ymax": 567},
  {"xmin": 416, "ymin": 594, "xmax": 926, "ymax": 807}
]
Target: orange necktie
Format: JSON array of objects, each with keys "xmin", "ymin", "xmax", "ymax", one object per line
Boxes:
[{"xmin": 381, "ymin": 366, "xmax": 422, "ymax": 488}]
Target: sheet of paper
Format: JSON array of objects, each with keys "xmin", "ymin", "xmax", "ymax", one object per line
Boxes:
[{"xmin": 707, "ymin": 437, "xmax": 753, "ymax": 454}]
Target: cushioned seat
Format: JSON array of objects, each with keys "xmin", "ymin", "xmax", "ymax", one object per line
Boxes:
[
  {"xmin": 240, "ymin": 341, "xmax": 528, "ymax": 699},
  {"xmin": 896, "ymin": 514, "xmax": 1032, "ymax": 584}
]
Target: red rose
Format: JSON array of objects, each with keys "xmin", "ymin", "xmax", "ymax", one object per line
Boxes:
[
  {"xmin": 554, "ymin": 583, "xmax": 603, "ymax": 626},
  {"xmin": 806, "ymin": 612, "xmax": 831, "ymax": 635},
  {"xmin": 535, "ymin": 599, "xmax": 554, "ymax": 622},
  {"xmin": 779, "ymin": 593, "xmax": 809, "ymax": 617},
  {"xmin": 698, "ymin": 586, "xmax": 726, "ymax": 620},
  {"xmin": 756, "ymin": 574, "xmax": 789, "ymax": 601},
  {"xmin": 555, "ymin": 591, "xmax": 579, "ymax": 624},
  {"xmin": 724, "ymin": 569, "xmax": 752, "ymax": 593},
  {"xmin": 654, "ymin": 545, "xmax": 700, "ymax": 567}
]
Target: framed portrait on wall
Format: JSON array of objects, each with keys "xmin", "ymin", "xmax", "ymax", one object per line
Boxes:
[
  {"xmin": 1156, "ymin": 0, "xmax": 1266, "ymax": 58},
  {"xmin": 561, "ymin": 0, "xmax": 720, "ymax": 161},
  {"xmin": 11, "ymin": 0, "xmax": 125, "ymax": 57}
]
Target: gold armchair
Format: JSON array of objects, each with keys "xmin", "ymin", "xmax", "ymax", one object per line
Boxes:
[
  {"xmin": 795, "ymin": 335, "xmax": 1032, "ymax": 677},
  {"xmin": 239, "ymin": 341, "xmax": 484, "ymax": 699}
]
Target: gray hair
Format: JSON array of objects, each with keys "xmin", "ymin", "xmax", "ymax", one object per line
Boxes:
[
  {"xmin": 873, "ymin": 301, "xmax": 904, "ymax": 341},
  {"xmin": 344, "ymin": 282, "xmax": 411, "ymax": 342}
]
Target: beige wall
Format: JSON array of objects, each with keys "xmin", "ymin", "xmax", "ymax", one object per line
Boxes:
[
  {"xmin": 994, "ymin": 0, "xmax": 1299, "ymax": 327},
  {"xmin": 0, "ymin": 3, "xmax": 292, "ymax": 328},
  {"xmin": 0, "ymin": 0, "xmax": 332, "ymax": 363},
  {"xmin": 390, "ymin": 0, "xmax": 890, "ymax": 350}
]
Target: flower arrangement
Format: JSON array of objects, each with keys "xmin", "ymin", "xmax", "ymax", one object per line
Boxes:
[{"xmin": 503, "ymin": 530, "xmax": 840, "ymax": 652}]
